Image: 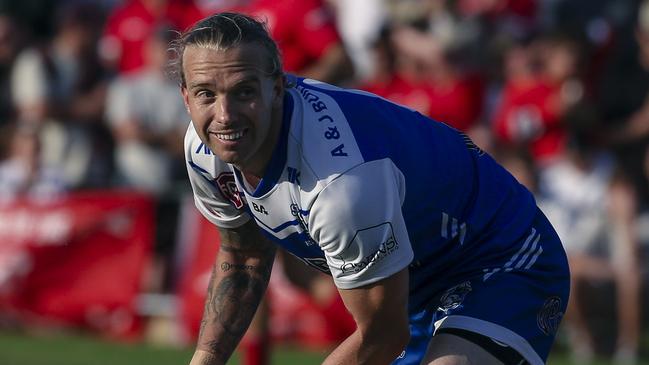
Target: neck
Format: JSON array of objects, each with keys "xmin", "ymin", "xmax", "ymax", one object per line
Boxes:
[{"xmin": 242, "ymin": 171, "xmax": 262, "ymax": 189}]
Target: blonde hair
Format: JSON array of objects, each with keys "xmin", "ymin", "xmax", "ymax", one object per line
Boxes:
[{"xmin": 168, "ymin": 12, "xmax": 283, "ymax": 86}]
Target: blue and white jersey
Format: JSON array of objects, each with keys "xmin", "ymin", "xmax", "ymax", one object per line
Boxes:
[{"xmin": 185, "ymin": 76, "xmax": 539, "ymax": 313}]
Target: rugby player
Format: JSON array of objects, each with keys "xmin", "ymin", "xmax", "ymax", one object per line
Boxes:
[{"xmin": 173, "ymin": 12, "xmax": 570, "ymax": 365}]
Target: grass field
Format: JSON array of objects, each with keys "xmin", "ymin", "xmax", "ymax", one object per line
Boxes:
[{"xmin": 0, "ymin": 330, "xmax": 646, "ymax": 365}]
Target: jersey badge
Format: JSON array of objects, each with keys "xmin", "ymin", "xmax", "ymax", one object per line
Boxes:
[
  {"xmin": 290, "ymin": 204, "xmax": 316, "ymax": 246},
  {"xmin": 215, "ymin": 172, "xmax": 244, "ymax": 209},
  {"xmin": 537, "ymin": 296, "xmax": 563, "ymax": 336},
  {"xmin": 437, "ymin": 281, "xmax": 472, "ymax": 314}
]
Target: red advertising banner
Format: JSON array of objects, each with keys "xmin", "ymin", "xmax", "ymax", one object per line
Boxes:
[{"xmin": 0, "ymin": 191, "xmax": 155, "ymax": 339}]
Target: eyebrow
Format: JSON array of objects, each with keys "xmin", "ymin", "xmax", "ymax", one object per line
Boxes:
[
  {"xmin": 188, "ymin": 74, "xmax": 263, "ymax": 90},
  {"xmin": 187, "ymin": 82, "xmax": 213, "ymax": 90}
]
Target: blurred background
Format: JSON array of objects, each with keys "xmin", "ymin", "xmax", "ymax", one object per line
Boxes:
[{"xmin": 0, "ymin": 0, "xmax": 648, "ymax": 364}]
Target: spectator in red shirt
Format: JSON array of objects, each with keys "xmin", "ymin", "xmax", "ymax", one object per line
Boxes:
[
  {"xmin": 242, "ymin": 0, "xmax": 353, "ymax": 84},
  {"xmin": 421, "ymin": 48, "xmax": 484, "ymax": 132},
  {"xmin": 492, "ymin": 34, "xmax": 585, "ymax": 165},
  {"xmin": 192, "ymin": 0, "xmax": 354, "ymax": 85},
  {"xmin": 359, "ymin": 24, "xmax": 433, "ymax": 117},
  {"xmin": 458, "ymin": 0, "xmax": 537, "ymax": 20},
  {"xmin": 362, "ymin": 21, "xmax": 483, "ymax": 132},
  {"xmin": 101, "ymin": 0, "xmax": 202, "ymax": 74}
]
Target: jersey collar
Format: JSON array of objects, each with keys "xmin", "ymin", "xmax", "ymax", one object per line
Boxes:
[{"xmin": 235, "ymin": 92, "xmax": 294, "ymax": 197}]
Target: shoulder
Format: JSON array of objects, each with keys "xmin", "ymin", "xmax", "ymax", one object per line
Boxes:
[
  {"xmin": 308, "ymin": 159, "xmax": 406, "ymax": 250},
  {"xmin": 286, "ymin": 80, "xmax": 368, "ymax": 179},
  {"xmin": 293, "ymin": 78, "xmax": 422, "ymax": 130},
  {"xmin": 308, "ymin": 159, "xmax": 413, "ymax": 289},
  {"xmin": 289, "ymin": 78, "xmax": 427, "ymax": 169},
  {"xmin": 184, "ymin": 123, "xmax": 202, "ymax": 157}
]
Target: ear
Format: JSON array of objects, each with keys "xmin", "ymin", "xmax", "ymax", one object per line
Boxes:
[
  {"xmin": 272, "ymin": 75, "xmax": 285, "ymax": 107},
  {"xmin": 181, "ymin": 86, "xmax": 191, "ymax": 114}
]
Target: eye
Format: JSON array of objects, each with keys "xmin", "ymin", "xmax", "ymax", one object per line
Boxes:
[
  {"xmin": 196, "ymin": 89, "xmax": 215, "ymax": 99},
  {"xmin": 236, "ymin": 87, "xmax": 256, "ymax": 100}
]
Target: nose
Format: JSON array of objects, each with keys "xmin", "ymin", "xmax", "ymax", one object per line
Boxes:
[{"xmin": 215, "ymin": 95, "xmax": 234, "ymax": 126}]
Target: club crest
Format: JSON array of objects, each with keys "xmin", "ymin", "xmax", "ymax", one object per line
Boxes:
[
  {"xmin": 438, "ymin": 281, "xmax": 472, "ymax": 314},
  {"xmin": 537, "ymin": 296, "xmax": 563, "ymax": 336},
  {"xmin": 215, "ymin": 172, "xmax": 244, "ymax": 209}
]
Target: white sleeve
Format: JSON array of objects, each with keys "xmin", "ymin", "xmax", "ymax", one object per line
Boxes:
[
  {"xmin": 184, "ymin": 124, "xmax": 251, "ymax": 229},
  {"xmin": 309, "ymin": 158, "xmax": 414, "ymax": 289}
]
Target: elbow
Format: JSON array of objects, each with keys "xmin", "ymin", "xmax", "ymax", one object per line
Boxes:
[
  {"xmin": 381, "ymin": 325, "xmax": 410, "ymax": 360},
  {"xmin": 391, "ymin": 326, "xmax": 411, "ymax": 357},
  {"xmin": 360, "ymin": 321, "xmax": 411, "ymax": 360}
]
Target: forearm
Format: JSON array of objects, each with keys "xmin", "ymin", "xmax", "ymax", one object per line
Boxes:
[
  {"xmin": 322, "ymin": 327, "xmax": 404, "ymax": 365},
  {"xmin": 323, "ymin": 268, "xmax": 411, "ymax": 365},
  {"xmin": 192, "ymin": 224, "xmax": 276, "ymax": 364}
]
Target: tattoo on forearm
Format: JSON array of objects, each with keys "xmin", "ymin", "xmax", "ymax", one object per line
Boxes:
[
  {"xmin": 198, "ymin": 264, "xmax": 217, "ymax": 339},
  {"xmin": 195, "ymin": 223, "xmax": 276, "ymax": 361},
  {"xmin": 220, "ymin": 262, "xmax": 256, "ymax": 272},
  {"xmin": 197, "ymin": 248, "xmax": 274, "ymax": 362}
]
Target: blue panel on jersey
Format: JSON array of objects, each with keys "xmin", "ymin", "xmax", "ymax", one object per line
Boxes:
[
  {"xmin": 258, "ymin": 225, "xmax": 326, "ymax": 261},
  {"xmin": 295, "ymin": 78, "xmax": 539, "ymax": 312}
]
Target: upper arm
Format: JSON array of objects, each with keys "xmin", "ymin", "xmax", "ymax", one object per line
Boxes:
[
  {"xmin": 338, "ymin": 267, "xmax": 410, "ymax": 339},
  {"xmin": 309, "ymin": 159, "xmax": 414, "ymax": 289},
  {"xmin": 217, "ymin": 219, "xmax": 276, "ymax": 261}
]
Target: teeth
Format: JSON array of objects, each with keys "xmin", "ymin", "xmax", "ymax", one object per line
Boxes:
[{"xmin": 216, "ymin": 131, "xmax": 245, "ymax": 141}]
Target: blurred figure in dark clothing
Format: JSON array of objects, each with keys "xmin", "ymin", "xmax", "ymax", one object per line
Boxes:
[
  {"xmin": 0, "ymin": 0, "xmax": 55, "ymax": 41},
  {"xmin": 595, "ymin": 0, "xmax": 649, "ymax": 207},
  {"xmin": 0, "ymin": 14, "xmax": 23, "ymax": 127},
  {"xmin": 105, "ymin": 27, "xmax": 188, "ymax": 194},
  {"xmin": 10, "ymin": 3, "xmax": 112, "ymax": 189}
]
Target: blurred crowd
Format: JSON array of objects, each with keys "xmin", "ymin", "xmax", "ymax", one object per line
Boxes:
[{"xmin": 0, "ymin": 0, "xmax": 648, "ymax": 363}]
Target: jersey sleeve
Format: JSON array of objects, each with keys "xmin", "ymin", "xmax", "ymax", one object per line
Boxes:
[
  {"xmin": 308, "ymin": 159, "xmax": 414, "ymax": 289},
  {"xmin": 184, "ymin": 124, "xmax": 251, "ymax": 229}
]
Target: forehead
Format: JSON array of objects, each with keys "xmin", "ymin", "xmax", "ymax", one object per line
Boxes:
[{"xmin": 182, "ymin": 42, "xmax": 272, "ymax": 84}]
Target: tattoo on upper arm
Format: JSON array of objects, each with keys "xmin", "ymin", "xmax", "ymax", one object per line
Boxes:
[{"xmin": 217, "ymin": 223, "xmax": 275, "ymax": 256}]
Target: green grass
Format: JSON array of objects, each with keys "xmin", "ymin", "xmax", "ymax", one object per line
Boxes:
[
  {"xmin": 0, "ymin": 330, "xmax": 646, "ymax": 365},
  {"xmin": 0, "ymin": 330, "xmax": 327, "ymax": 365}
]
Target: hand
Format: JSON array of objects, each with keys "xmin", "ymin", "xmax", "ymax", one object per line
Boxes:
[{"xmin": 188, "ymin": 349, "xmax": 225, "ymax": 365}]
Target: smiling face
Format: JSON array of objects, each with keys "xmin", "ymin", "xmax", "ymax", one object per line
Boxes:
[{"xmin": 181, "ymin": 42, "xmax": 284, "ymax": 176}]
